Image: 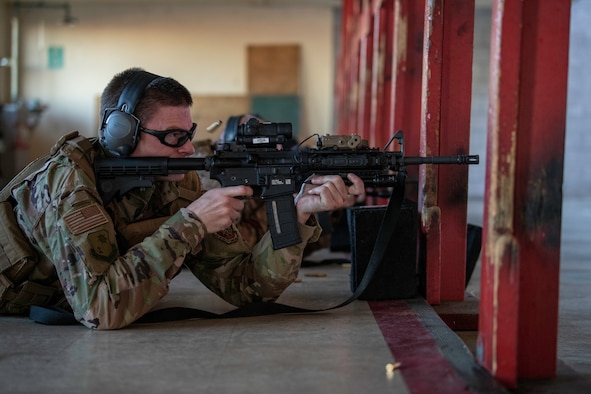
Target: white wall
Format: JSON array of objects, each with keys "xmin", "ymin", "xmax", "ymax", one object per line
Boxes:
[
  {"xmin": 16, "ymin": 3, "xmax": 336, "ymax": 160},
  {"xmin": 564, "ymin": 0, "xmax": 591, "ymax": 198},
  {"xmin": 468, "ymin": 1, "xmax": 591, "ymax": 199},
  {"xmin": 0, "ymin": 3, "xmax": 9, "ymax": 104}
]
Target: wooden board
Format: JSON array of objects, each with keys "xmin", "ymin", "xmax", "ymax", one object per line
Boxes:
[{"xmin": 247, "ymin": 44, "xmax": 301, "ymax": 95}]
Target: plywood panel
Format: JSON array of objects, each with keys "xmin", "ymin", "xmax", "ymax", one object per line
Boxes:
[{"xmin": 247, "ymin": 44, "xmax": 301, "ymax": 95}]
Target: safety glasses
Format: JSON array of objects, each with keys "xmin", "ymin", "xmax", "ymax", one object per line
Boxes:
[{"xmin": 139, "ymin": 123, "xmax": 197, "ymax": 147}]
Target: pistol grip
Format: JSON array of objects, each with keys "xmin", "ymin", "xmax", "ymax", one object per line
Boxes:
[{"xmin": 265, "ymin": 196, "xmax": 302, "ymax": 250}]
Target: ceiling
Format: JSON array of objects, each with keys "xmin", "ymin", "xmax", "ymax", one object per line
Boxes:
[
  {"xmin": 40, "ymin": 0, "xmax": 342, "ymax": 6},
  {"xmin": 6, "ymin": 0, "xmax": 493, "ymax": 13},
  {"xmin": 5, "ymin": 0, "xmax": 496, "ymax": 11}
]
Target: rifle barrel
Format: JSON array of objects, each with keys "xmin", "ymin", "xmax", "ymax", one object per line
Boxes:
[{"xmin": 402, "ymin": 155, "xmax": 479, "ymax": 165}]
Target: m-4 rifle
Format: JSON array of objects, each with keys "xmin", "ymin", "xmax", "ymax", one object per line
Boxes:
[{"xmin": 95, "ymin": 120, "xmax": 478, "ymax": 249}]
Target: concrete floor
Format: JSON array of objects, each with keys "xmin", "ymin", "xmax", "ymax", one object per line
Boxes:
[
  {"xmin": 556, "ymin": 199, "xmax": 591, "ymax": 375},
  {"xmin": 0, "ymin": 197, "xmax": 589, "ymax": 394}
]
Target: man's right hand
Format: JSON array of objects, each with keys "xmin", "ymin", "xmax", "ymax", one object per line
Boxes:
[{"xmin": 186, "ymin": 186, "xmax": 253, "ymax": 233}]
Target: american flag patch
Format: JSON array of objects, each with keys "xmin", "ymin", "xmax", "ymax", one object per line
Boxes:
[
  {"xmin": 63, "ymin": 204, "xmax": 109, "ymax": 235},
  {"xmin": 214, "ymin": 226, "xmax": 239, "ymax": 244}
]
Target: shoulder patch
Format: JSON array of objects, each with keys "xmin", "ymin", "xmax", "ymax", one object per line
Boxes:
[
  {"xmin": 88, "ymin": 229, "xmax": 117, "ymax": 261},
  {"xmin": 214, "ymin": 226, "xmax": 239, "ymax": 245},
  {"xmin": 64, "ymin": 203, "xmax": 109, "ymax": 235}
]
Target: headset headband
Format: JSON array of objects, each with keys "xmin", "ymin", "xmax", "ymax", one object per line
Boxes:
[{"xmin": 99, "ymin": 70, "xmax": 161, "ymax": 157}]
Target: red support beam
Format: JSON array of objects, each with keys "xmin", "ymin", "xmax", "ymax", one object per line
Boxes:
[
  {"xmin": 390, "ymin": 0, "xmax": 425, "ymax": 202},
  {"xmin": 477, "ymin": 0, "xmax": 522, "ymax": 386},
  {"xmin": 356, "ymin": 2, "xmax": 374, "ymax": 142},
  {"xmin": 419, "ymin": 0, "xmax": 444, "ymax": 304},
  {"xmin": 335, "ymin": 0, "xmax": 360, "ymax": 133},
  {"xmin": 478, "ymin": 0, "xmax": 571, "ymax": 387},
  {"xmin": 368, "ymin": 0, "xmax": 393, "ymax": 149},
  {"xmin": 363, "ymin": 0, "xmax": 393, "ymax": 206},
  {"xmin": 418, "ymin": 0, "xmax": 474, "ymax": 304},
  {"xmin": 437, "ymin": 0, "xmax": 474, "ymax": 300}
]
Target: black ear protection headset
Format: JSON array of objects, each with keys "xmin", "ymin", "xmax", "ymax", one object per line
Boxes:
[
  {"xmin": 99, "ymin": 70, "xmax": 161, "ymax": 157},
  {"xmin": 222, "ymin": 115, "xmax": 241, "ymax": 143}
]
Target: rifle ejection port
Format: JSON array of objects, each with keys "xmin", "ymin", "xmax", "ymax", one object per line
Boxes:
[{"xmin": 271, "ymin": 179, "xmax": 292, "ymax": 185}]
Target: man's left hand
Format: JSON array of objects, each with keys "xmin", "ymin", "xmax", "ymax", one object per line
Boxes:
[{"xmin": 294, "ymin": 173, "xmax": 366, "ymax": 225}]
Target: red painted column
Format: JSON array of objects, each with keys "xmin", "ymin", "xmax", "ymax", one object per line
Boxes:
[
  {"xmin": 419, "ymin": 0, "xmax": 474, "ymax": 304},
  {"xmin": 390, "ymin": 0, "xmax": 425, "ymax": 202},
  {"xmin": 477, "ymin": 1, "xmax": 522, "ymax": 386},
  {"xmin": 334, "ymin": 0, "xmax": 349, "ymax": 131},
  {"xmin": 362, "ymin": 0, "xmax": 393, "ymax": 206},
  {"xmin": 368, "ymin": 0, "xmax": 393, "ymax": 149},
  {"xmin": 356, "ymin": 2, "xmax": 374, "ymax": 143},
  {"xmin": 478, "ymin": 0, "xmax": 570, "ymax": 387},
  {"xmin": 335, "ymin": 0, "xmax": 360, "ymax": 134},
  {"xmin": 419, "ymin": 0, "xmax": 443, "ymax": 304},
  {"xmin": 437, "ymin": 0, "xmax": 474, "ymax": 301}
]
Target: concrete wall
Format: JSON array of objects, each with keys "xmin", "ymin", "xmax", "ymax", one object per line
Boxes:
[
  {"xmin": 469, "ymin": 0, "xmax": 590, "ymax": 199},
  {"xmin": 10, "ymin": 3, "xmax": 336, "ymax": 162},
  {"xmin": 0, "ymin": 3, "xmax": 9, "ymax": 103},
  {"xmin": 564, "ymin": 0, "xmax": 591, "ymax": 198}
]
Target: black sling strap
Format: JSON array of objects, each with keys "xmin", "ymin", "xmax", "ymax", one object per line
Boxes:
[
  {"xmin": 29, "ymin": 305, "xmax": 79, "ymax": 325},
  {"xmin": 30, "ymin": 173, "xmax": 406, "ymax": 326}
]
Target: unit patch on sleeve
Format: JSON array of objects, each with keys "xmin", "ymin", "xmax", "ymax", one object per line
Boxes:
[
  {"xmin": 214, "ymin": 226, "xmax": 239, "ymax": 244},
  {"xmin": 63, "ymin": 203, "xmax": 109, "ymax": 235},
  {"xmin": 88, "ymin": 230, "xmax": 117, "ymax": 261}
]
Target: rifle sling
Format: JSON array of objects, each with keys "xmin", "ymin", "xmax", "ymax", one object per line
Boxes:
[{"xmin": 30, "ymin": 173, "xmax": 406, "ymax": 326}]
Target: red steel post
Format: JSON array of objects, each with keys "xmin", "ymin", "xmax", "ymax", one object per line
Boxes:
[
  {"xmin": 478, "ymin": 0, "xmax": 570, "ymax": 386},
  {"xmin": 419, "ymin": 0, "xmax": 444, "ymax": 304},
  {"xmin": 335, "ymin": 0, "xmax": 360, "ymax": 133},
  {"xmin": 390, "ymin": 0, "xmax": 425, "ymax": 203},
  {"xmin": 356, "ymin": 2, "xmax": 374, "ymax": 142},
  {"xmin": 368, "ymin": 0, "xmax": 393, "ymax": 149},
  {"xmin": 437, "ymin": 0, "xmax": 474, "ymax": 300},
  {"xmin": 419, "ymin": 0, "xmax": 474, "ymax": 304}
]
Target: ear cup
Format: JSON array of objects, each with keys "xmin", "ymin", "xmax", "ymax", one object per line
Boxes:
[
  {"xmin": 223, "ymin": 115, "xmax": 241, "ymax": 143},
  {"xmin": 101, "ymin": 110, "xmax": 140, "ymax": 157},
  {"xmin": 99, "ymin": 70, "xmax": 160, "ymax": 157}
]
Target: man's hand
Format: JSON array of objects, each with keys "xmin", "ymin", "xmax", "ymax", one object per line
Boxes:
[
  {"xmin": 187, "ymin": 186, "xmax": 253, "ymax": 233},
  {"xmin": 294, "ymin": 173, "xmax": 366, "ymax": 225}
]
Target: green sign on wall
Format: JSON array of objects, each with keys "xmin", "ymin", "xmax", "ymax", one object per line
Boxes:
[{"xmin": 48, "ymin": 46, "xmax": 64, "ymax": 69}]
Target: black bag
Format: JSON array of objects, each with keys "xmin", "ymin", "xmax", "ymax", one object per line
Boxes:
[
  {"xmin": 348, "ymin": 200, "xmax": 419, "ymax": 300},
  {"xmin": 349, "ymin": 200, "xmax": 482, "ymax": 300}
]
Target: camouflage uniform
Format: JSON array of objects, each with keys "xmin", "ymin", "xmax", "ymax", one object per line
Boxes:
[{"xmin": 9, "ymin": 136, "xmax": 321, "ymax": 329}]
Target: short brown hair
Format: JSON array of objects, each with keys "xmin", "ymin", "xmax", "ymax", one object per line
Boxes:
[{"xmin": 100, "ymin": 67, "xmax": 193, "ymax": 125}]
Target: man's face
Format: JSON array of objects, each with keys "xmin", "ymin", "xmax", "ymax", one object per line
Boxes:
[{"xmin": 131, "ymin": 105, "xmax": 196, "ymax": 181}]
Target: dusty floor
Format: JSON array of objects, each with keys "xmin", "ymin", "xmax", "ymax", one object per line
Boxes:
[{"xmin": 0, "ymin": 197, "xmax": 589, "ymax": 393}]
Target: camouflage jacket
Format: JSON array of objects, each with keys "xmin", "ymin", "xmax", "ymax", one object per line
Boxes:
[{"xmin": 9, "ymin": 134, "xmax": 321, "ymax": 329}]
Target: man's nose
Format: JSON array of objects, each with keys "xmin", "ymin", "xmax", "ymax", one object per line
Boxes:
[{"xmin": 180, "ymin": 138, "xmax": 196, "ymax": 155}]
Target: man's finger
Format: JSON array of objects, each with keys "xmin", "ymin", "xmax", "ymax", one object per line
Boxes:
[
  {"xmin": 218, "ymin": 185, "xmax": 254, "ymax": 198},
  {"xmin": 346, "ymin": 173, "xmax": 365, "ymax": 195}
]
